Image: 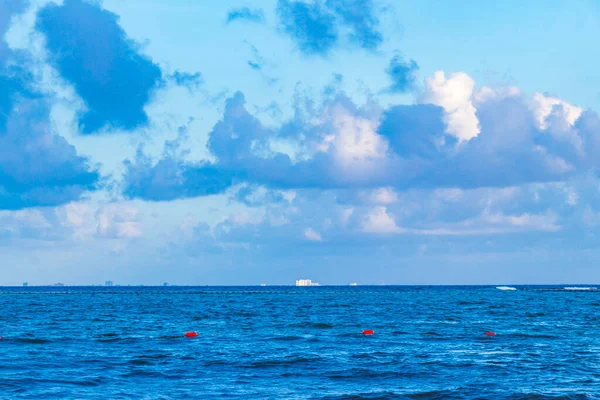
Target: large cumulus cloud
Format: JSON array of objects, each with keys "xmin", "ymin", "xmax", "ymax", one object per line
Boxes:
[{"xmin": 37, "ymin": 0, "xmax": 162, "ymax": 133}]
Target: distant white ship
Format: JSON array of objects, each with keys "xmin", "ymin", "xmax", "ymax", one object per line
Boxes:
[
  {"xmin": 296, "ymin": 279, "xmax": 319, "ymax": 287},
  {"xmin": 349, "ymin": 282, "xmax": 357, "ymax": 286},
  {"xmin": 260, "ymin": 283, "xmax": 266, "ymax": 287}
]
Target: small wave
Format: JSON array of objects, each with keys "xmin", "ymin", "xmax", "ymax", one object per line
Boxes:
[
  {"xmin": 121, "ymin": 370, "xmax": 171, "ymax": 379},
  {"xmin": 512, "ymin": 332, "xmax": 559, "ymax": 339},
  {"xmin": 128, "ymin": 359, "xmax": 153, "ymax": 366},
  {"xmin": 138, "ymin": 353, "xmax": 170, "ymax": 359},
  {"xmin": 97, "ymin": 333, "xmax": 119, "ymax": 338},
  {"xmin": 202, "ymin": 360, "xmax": 228, "ymax": 366},
  {"xmin": 159, "ymin": 334, "xmax": 183, "ymax": 339},
  {"xmin": 95, "ymin": 336, "xmax": 142, "ymax": 343},
  {"xmin": 2, "ymin": 377, "xmax": 106, "ymax": 387},
  {"xmin": 266, "ymin": 335, "xmax": 303, "ymax": 342},
  {"xmin": 458, "ymin": 300, "xmax": 486, "ymax": 305},
  {"xmin": 327, "ymin": 368, "xmax": 418, "ymax": 380},
  {"xmin": 290, "ymin": 322, "xmax": 335, "ymax": 329},
  {"xmin": 244, "ymin": 356, "xmax": 322, "ymax": 368},
  {"xmin": 405, "ymin": 391, "xmax": 455, "ymax": 399},
  {"xmin": 14, "ymin": 338, "xmax": 52, "ymax": 344},
  {"xmin": 302, "ymin": 322, "xmax": 335, "ymax": 329},
  {"xmin": 525, "ymin": 311, "xmax": 546, "ymax": 317},
  {"xmin": 564, "ymin": 287, "xmax": 597, "ymax": 291},
  {"xmin": 320, "ymin": 390, "xmax": 402, "ymax": 399},
  {"xmin": 496, "ymin": 286, "xmax": 517, "ymax": 291}
]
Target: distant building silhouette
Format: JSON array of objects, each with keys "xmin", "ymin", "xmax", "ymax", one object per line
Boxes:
[
  {"xmin": 22, "ymin": 282, "xmax": 28, "ymax": 287},
  {"xmin": 105, "ymin": 281, "xmax": 113, "ymax": 287},
  {"xmin": 296, "ymin": 279, "xmax": 320, "ymax": 287}
]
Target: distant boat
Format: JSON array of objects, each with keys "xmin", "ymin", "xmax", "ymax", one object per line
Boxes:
[
  {"xmin": 349, "ymin": 282, "xmax": 357, "ymax": 286},
  {"xmin": 260, "ymin": 283, "xmax": 266, "ymax": 287}
]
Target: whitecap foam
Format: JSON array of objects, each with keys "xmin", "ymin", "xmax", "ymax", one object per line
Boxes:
[
  {"xmin": 563, "ymin": 287, "xmax": 597, "ymax": 291},
  {"xmin": 496, "ymin": 286, "xmax": 517, "ymax": 291}
]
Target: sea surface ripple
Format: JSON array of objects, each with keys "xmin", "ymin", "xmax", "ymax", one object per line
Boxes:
[{"xmin": 1, "ymin": 285, "xmax": 600, "ymax": 399}]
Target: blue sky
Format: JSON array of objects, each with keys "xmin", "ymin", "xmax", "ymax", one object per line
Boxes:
[{"xmin": 1, "ymin": 0, "xmax": 600, "ymax": 285}]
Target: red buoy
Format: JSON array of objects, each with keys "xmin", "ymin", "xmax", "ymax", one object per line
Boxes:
[
  {"xmin": 485, "ymin": 331, "xmax": 496, "ymax": 337},
  {"xmin": 185, "ymin": 331, "xmax": 198, "ymax": 337},
  {"xmin": 362, "ymin": 329, "xmax": 375, "ymax": 335}
]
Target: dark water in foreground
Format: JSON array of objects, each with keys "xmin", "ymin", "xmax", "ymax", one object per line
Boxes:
[{"xmin": 1, "ymin": 286, "xmax": 600, "ymax": 399}]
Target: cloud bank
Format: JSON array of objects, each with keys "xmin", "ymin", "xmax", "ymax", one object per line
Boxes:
[{"xmin": 123, "ymin": 71, "xmax": 597, "ymax": 203}]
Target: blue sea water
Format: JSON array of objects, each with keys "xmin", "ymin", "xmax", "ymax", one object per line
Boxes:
[{"xmin": 1, "ymin": 285, "xmax": 600, "ymax": 399}]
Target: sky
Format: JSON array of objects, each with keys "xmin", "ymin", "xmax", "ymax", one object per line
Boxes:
[{"xmin": 1, "ymin": 0, "xmax": 600, "ymax": 285}]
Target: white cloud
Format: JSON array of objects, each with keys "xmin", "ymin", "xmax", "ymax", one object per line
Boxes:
[
  {"xmin": 227, "ymin": 211, "xmax": 264, "ymax": 226},
  {"xmin": 402, "ymin": 211, "xmax": 559, "ymax": 236},
  {"xmin": 583, "ymin": 207, "xmax": 600, "ymax": 227},
  {"xmin": 530, "ymin": 93, "xmax": 585, "ymax": 159},
  {"xmin": 267, "ymin": 211, "xmax": 290, "ymax": 226},
  {"xmin": 61, "ymin": 203, "xmax": 91, "ymax": 228},
  {"xmin": 433, "ymin": 188, "xmax": 464, "ymax": 202},
  {"xmin": 58, "ymin": 202, "xmax": 143, "ymax": 239},
  {"xmin": 474, "ymin": 86, "xmax": 521, "ymax": 103},
  {"xmin": 362, "ymin": 206, "xmax": 402, "ymax": 233},
  {"xmin": 339, "ymin": 207, "xmax": 354, "ymax": 226},
  {"xmin": 1, "ymin": 209, "xmax": 51, "ymax": 228},
  {"xmin": 564, "ymin": 187, "xmax": 579, "ymax": 206},
  {"xmin": 0, "ymin": 202, "xmax": 144, "ymax": 241},
  {"xmin": 179, "ymin": 213, "xmax": 197, "ymax": 238},
  {"xmin": 531, "ymin": 93, "xmax": 583, "ymax": 130},
  {"xmin": 58, "ymin": 202, "xmax": 96, "ymax": 239},
  {"xmin": 304, "ymin": 227, "xmax": 322, "ymax": 241},
  {"xmin": 368, "ymin": 187, "xmax": 399, "ymax": 205},
  {"xmin": 473, "ymin": 211, "xmax": 560, "ymax": 233},
  {"xmin": 422, "ymin": 71, "xmax": 480, "ymax": 141},
  {"xmin": 482, "ymin": 211, "xmax": 556, "ymax": 229},
  {"xmin": 321, "ymin": 104, "xmax": 388, "ymax": 164},
  {"xmin": 0, "ymin": 209, "xmax": 53, "ymax": 237},
  {"xmin": 96, "ymin": 203, "xmax": 143, "ymax": 239},
  {"xmin": 280, "ymin": 190, "xmax": 296, "ymax": 203}
]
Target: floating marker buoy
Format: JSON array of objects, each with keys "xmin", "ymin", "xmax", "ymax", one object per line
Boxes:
[
  {"xmin": 485, "ymin": 331, "xmax": 496, "ymax": 337},
  {"xmin": 362, "ymin": 329, "xmax": 375, "ymax": 335},
  {"xmin": 185, "ymin": 331, "xmax": 198, "ymax": 337}
]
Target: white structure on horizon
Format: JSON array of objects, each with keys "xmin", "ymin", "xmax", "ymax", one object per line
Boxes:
[{"xmin": 296, "ymin": 279, "xmax": 319, "ymax": 287}]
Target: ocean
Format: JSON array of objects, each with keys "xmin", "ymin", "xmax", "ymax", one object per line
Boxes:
[{"xmin": 1, "ymin": 285, "xmax": 599, "ymax": 399}]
